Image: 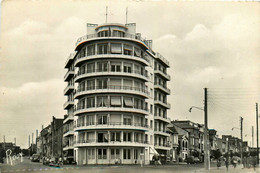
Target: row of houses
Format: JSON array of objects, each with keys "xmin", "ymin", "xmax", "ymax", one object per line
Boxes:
[{"xmin": 35, "ymin": 117, "xmax": 249, "ymax": 164}]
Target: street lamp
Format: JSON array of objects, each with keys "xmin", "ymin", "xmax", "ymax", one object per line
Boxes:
[{"xmin": 189, "ymin": 103, "xmax": 210, "ymax": 170}]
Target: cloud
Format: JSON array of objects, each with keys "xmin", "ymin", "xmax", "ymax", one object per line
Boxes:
[{"xmin": 0, "ymin": 79, "xmax": 65, "ymax": 148}]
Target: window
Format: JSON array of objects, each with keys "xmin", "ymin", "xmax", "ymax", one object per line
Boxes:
[
  {"xmin": 87, "ymin": 115, "xmax": 94, "ymax": 125},
  {"xmin": 98, "ymin": 148, "xmax": 107, "ymax": 159},
  {"xmin": 112, "ymin": 30, "xmax": 124, "ymax": 37},
  {"xmin": 150, "ymin": 120, "xmax": 153, "ymax": 129},
  {"xmin": 123, "ymin": 44, "xmax": 132, "ymax": 55},
  {"xmin": 111, "ymin": 43, "xmax": 122, "ymax": 54},
  {"xmin": 111, "ymin": 148, "xmax": 120, "ymax": 159},
  {"xmin": 87, "ymin": 97, "xmax": 95, "ymax": 108},
  {"xmin": 98, "ymin": 132, "xmax": 108, "ymax": 143},
  {"xmin": 98, "ymin": 30, "xmax": 109, "ymax": 37},
  {"xmin": 123, "ymin": 115, "xmax": 132, "ymax": 125},
  {"xmin": 97, "ymin": 96, "xmax": 108, "ymax": 107},
  {"xmin": 123, "ymin": 132, "xmax": 131, "ymax": 142},
  {"xmin": 87, "ymin": 63, "xmax": 95, "ymax": 73},
  {"xmin": 79, "ymin": 65, "xmax": 86, "ymax": 75},
  {"xmin": 123, "ymin": 97, "xmax": 133, "ymax": 108},
  {"xmin": 110, "ymin": 62, "xmax": 121, "ymax": 72},
  {"xmin": 123, "ymin": 149, "xmax": 131, "ymax": 160},
  {"xmin": 87, "ymin": 45, "xmax": 95, "ymax": 56},
  {"xmin": 97, "ymin": 79, "xmax": 108, "ymax": 89},
  {"xmin": 150, "ymin": 105, "xmax": 153, "ymax": 114},
  {"xmin": 97, "ymin": 62, "xmax": 108, "ymax": 72},
  {"xmin": 134, "ymin": 149, "xmax": 138, "ymax": 160},
  {"xmin": 98, "ymin": 43, "xmax": 108, "ymax": 54},
  {"xmin": 97, "ymin": 114, "xmax": 108, "ymax": 125},
  {"xmin": 111, "ymin": 132, "xmax": 121, "ymax": 142},
  {"xmin": 123, "ymin": 63, "xmax": 132, "ymax": 73},
  {"xmin": 79, "ymin": 47, "xmax": 86, "ymax": 58},
  {"xmin": 87, "ymin": 80, "xmax": 95, "ymax": 90},
  {"xmin": 110, "ymin": 96, "xmax": 121, "ymax": 107},
  {"xmin": 88, "ymin": 149, "xmax": 95, "ymax": 159},
  {"xmin": 134, "ymin": 47, "xmax": 141, "ymax": 57}
]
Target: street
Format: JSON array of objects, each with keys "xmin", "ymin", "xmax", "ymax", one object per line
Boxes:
[{"xmin": 0, "ymin": 158, "xmax": 259, "ymax": 173}]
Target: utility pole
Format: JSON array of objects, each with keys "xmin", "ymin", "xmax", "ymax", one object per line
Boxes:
[
  {"xmin": 256, "ymin": 103, "xmax": 259, "ymax": 165},
  {"xmin": 3, "ymin": 135, "xmax": 5, "ymax": 150},
  {"xmin": 14, "ymin": 137, "xmax": 16, "ymax": 146},
  {"xmin": 29, "ymin": 135, "xmax": 30, "ymax": 157},
  {"xmin": 204, "ymin": 88, "xmax": 210, "ymax": 170},
  {"xmin": 240, "ymin": 117, "xmax": 243, "ymax": 163},
  {"xmin": 252, "ymin": 126, "xmax": 254, "ymax": 147}
]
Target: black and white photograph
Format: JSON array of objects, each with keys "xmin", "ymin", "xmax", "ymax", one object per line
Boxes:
[{"xmin": 0, "ymin": 0, "xmax": 259, "ymax": 172}]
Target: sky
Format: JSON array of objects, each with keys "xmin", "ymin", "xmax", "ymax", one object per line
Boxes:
[{"xmin": 0, "ymin": 0, "xmax": 259, "ymax": 148}]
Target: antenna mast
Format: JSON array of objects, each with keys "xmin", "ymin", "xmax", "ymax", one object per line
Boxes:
[
  {"xmin": 126, "ymin": 7, "xmax": 128, "ymax": 24},
  {"xmin": 105, "ymin": 6, "xmax": 108, "ymax": 23}
]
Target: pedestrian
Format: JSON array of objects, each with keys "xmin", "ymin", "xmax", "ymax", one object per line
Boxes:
[
  {"xmin": 225, "ymin": 156, "xmax": 229, "ymax": 171},
  {"xmin": 217, "ymin": 158, "xmax": 221, "ymax": 169},
  {"xmin": 252, "ymin": 156, "xmax": 256, "ymax": 171}
]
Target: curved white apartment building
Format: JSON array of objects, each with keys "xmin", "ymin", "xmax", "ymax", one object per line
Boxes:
[{"xmin": 63, "ymin": 23, "xmax": 171, "ymax": 165}]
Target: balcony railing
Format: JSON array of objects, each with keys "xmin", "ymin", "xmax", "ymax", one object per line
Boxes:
[
  {"xmin": 154, "ymin": 83, "xmax": 171, "ymax": 94},
  {"xmin": 154, "ymin": 69, "xmax": 171, "ymax": 80},
  {"xmin": 76, "ymin": 32, "xmax": 151, "ymax": 50},
  {"xmin": 75, "ymin": 68, "xmax": 148, "ymax": 80},
  {"xmin": 65, "ymin": 52, "xmax": 76, "ymax": 68},
  {"xmin": 74, "ymin": 104, "xmax": 149, "ymax": 114},
  {"xmin": 75, "ymin": 139, "xmax": 149, "ymax": 145},
  {"xmin": 154, "ymin": 100, "xmax": 171, "ymax": 108},
  {"xmin": 75, "ymin": 85, "xmax": 149, "ymax": 97},
  {"xmin": 154, "ymin": 142, "xmax": 171, "ymax": 148},
  {"xmin": 155, "ymin": 53, "xmax": 169, "ymax": 67},
  {"xmin": 75, "ymin": 121, "xmax": 149, "ymax": 129}
]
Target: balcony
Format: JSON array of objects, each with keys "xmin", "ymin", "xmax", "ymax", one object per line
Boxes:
[
  {"xmin": 75, "ymin": 122, "xmax": 149, "ymax": 132},
  {"xmin": 75, "ymin": 54, "xmax": 149, "ymax": 68},
  {"xmin": 154, "ymin": 130, "xmax": 170, "ymax": 137},
  {"xmin": 75, "ymin": 32, "xmax": 152, "ymax": 51},
  {"xmin": 63, "ymin": 100, "xmax": 74, "ymax": 110},
  {"xmin": 154, "ymin": 100, "xmax": 171, "ymax": 109},
  {"xmin": 74, "ymin": 68, "xmax": 148, "ymax": 82},
  {"xmin": 74, "ymin": 105, "xmax": 149, "ymax": 116},
  {"xmin": 63, "ymin": 145, "xmax": 74, "ymax": 151},
  {"xmin": 65, "ymin": 52, "xmax": 76, "ymax": 68},
  {"xmin": 155, "ymin": 53, "xmax": 169, "ymax": 67},
  {"xmin": 154, "ymin": 115, "xmax": 171, "ymax": 123},
  {"xmin": 154, "ymin": 69, "xmax": 170, "ymax": 81},
  {"xmin": 154, "ymin": 84, "xmax": 171, "ymax": 95},
  {"xmin": 154, "ymin": 143, "xmax": 171, "ymax": 150},
  {"xmin": 74, "ymin": 140, "xmax": 149, "ymax": 148},
  {"xmin": 63, "ymin": 115, "xmax": 74, "ymax": 124},
  {"xmin": 64, "ymin": 70, "xmax": 75, "ymax": 81},
  {"xmin": 63, "ymin": 130, "xmax": 74, "ymax": 137},
  {"xmin": 64, "ymin": 85, "xmax": 74, "ymax": 95},
  {"xmin": 74, "ymin": 85, "xmax": 149, "ymax": 99}
]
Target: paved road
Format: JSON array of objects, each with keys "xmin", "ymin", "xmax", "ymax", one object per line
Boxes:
[{"xmin": 0, "ymin": 158, "xmax": 259, "ymax": 173}]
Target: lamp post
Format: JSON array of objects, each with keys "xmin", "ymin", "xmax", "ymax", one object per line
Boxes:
[{"xmin": 189, "ymin": 88, "xmax": 210, "ymax": 170}]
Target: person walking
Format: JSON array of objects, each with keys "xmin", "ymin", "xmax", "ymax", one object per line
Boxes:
[{"xmin": 225, "ymin": 156, "xmax": 229, "ymax": 171}]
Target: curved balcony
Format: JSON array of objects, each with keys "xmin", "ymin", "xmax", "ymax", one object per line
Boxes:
[
  {"xmin": 75, "ymin": 122, "xmax": 149, "ymax": 132},
  {"xmin": 64, "ymin": 100, "xmax": 74, "ymax": 110},
  {"xmin": 65, "ymin": 52, "xmax": 76, "ymax": 68},
  {"xmin": 74, "ymin": 140, "xmax": 149, "ymax": 148},
  {"xmin": 75, "ymin": 69, "xmax": 148, "ymax": 82},
  {"xmin": 74, "ymin": 85, "xmax": 149, "ymax": 99},
  {"xmin": 155, "ymin": 53, "xmax": 169, "ymax": 67},
  {"xmin": 64, "ymin": 85, "xmax": 74, "ymax": 95},
  {"xmin": 154, "ymin": 84, "xmax": 171, "ymax": 95},
  {"xmin": 154, "ymin": 130, "xmax": 170, "ymax": 137},
  {"xmin": 154, "ymin": 143, "xmax": 171, "ymax": 150},
  {"xmin": 63, "ymin": 145, "xmax": 74, "ymax": 151},
  {"xmin": 154, "ymin": 69, "xmax": 170, "ymax": 81},
  {"xmin": 64, "ymin": 70, "xmax": 74, "ymax": 82},
  {"xmin": 75, "ymin": 54, "xmax": 149, "ymax": 68},
  {"xmin": 75, "ymin": 32, "xmax": 151, "ymax": 51},
  {"xmin": 63, "ymin": 130, "xmax": 74, "ymax": 137},
  {"xmin": 154, "ymin": 115, "xmax": 171, "ymax": 123},
  {"xmin": 154, "ymin": 100, "xmax": 171, "ymax": 109},
  {"xmin": 74, "ymin": 105, "xmax": 149, "ymax": 116},
  {"xmin": 63, "ymin": 115, "xmax": 74, "ymax": 124}
]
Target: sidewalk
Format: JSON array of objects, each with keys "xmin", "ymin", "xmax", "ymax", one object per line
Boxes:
[{"xmin": 195, "ymin": 164, "xmax": 260, "ymax": 173}]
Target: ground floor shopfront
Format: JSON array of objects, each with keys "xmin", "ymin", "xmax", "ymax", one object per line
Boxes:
[{"xmin": 75, "ymin": 147, "xmax": 147, "ymax": 165}]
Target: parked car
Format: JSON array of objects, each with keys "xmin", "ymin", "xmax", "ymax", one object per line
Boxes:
[
  {"xmin": 49, "ymin": 157, "xmax": 60, "ymax": 167},
  {"xmin": 186, "ymin": 156, "xmax": 195, "ymax": 164},
  {"xmin": 63, "ymin": 156, "xmax": 76, "ymax": 165},
  {"xmin": 31, "ymin": 154, "xmax": 40, "ymax": 162}
]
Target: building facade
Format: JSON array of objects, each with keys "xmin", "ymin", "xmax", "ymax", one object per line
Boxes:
[{"xmin": 63, "ymin": 23, "xmax": 171, "ymax": 165}]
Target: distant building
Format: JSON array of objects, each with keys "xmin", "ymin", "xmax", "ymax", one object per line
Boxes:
[
  {"xmin": 38, "ymin": 116, "xmax": 63, "ymax": 158},
  {"xmin": 167, "ymin": 124, "xmax": 179, "ymax": 162}
]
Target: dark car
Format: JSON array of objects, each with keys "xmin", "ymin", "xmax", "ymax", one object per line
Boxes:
[
  {"xmin": 64, "ymin": 156, "xmax": 76, "ymax": 165},
  {"xmin": 186, "ymin": 156, "xmax": 195, "ymax": 164},
  {"xmin": 31, "ymin": 154, "xmax": 40, "ymax": 162}
]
